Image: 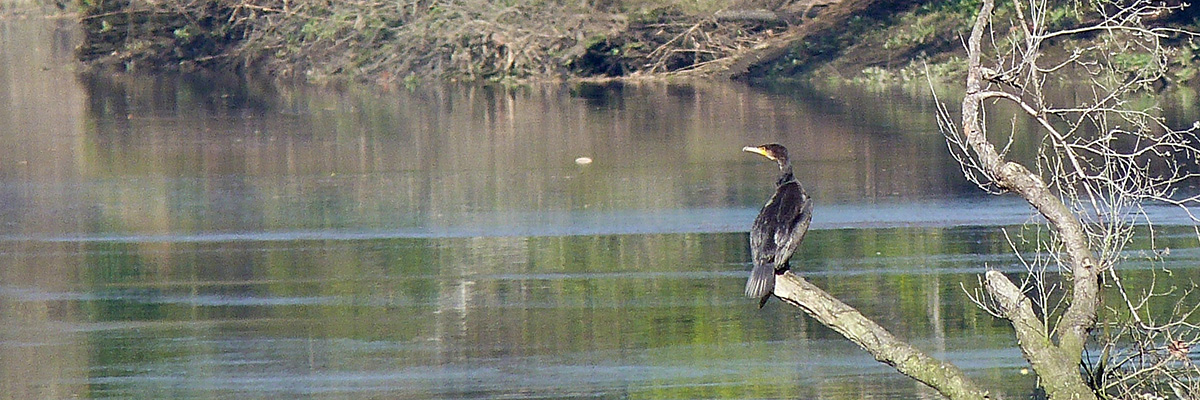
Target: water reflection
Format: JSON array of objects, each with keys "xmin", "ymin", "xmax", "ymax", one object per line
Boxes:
[
  {"xmin": 0, "ymin": 68, "xmax": 1025, "ymax": 398},
  {"xmin": 69, "ymin": 71, "xmax": 989, "ymax": 237},
  {"xmin": 6, "ymin": 228, "xmax": 1042, "ymax": 399},
  {"xmin": 5, "ymin": 12, "xmax": 1200, "ymax": 400}
]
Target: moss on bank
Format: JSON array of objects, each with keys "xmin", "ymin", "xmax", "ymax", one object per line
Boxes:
[{"xmin": 73, "ymin": 0, "xmax": 1200, "ymax": 85}]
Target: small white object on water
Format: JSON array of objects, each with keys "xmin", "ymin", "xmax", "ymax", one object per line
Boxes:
[{"xmin": 575, "ymin": 157, "xmax": 593, "ymax": 165}]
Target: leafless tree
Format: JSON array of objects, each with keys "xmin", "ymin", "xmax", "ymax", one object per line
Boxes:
[{"xmin": 772, "ymin": 0, "xmax": 1200, "ymax": 399}]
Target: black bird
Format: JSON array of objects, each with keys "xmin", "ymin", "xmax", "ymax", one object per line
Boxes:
[{"xmin": 743, "ymin": 143, "xmax": 813, "ymax": 307}]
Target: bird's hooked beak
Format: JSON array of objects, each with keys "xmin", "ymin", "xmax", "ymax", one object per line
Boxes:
[{"xmin": 742, "ymin": 146, "xmax": 775, "ymax": 161}]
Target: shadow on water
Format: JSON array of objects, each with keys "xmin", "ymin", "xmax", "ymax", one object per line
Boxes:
[{"xmin": 5, "ymin": 12, "xmax": 1200, "ymax": 400}]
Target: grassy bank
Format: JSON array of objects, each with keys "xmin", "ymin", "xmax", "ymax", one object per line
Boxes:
[
  {"xmin": 75, "ymin": 0, "xmax": 752, "ymax": 83},
  {"xmin": 68, "ymin": 0, "xmax": 1200, "ymax": 86}
]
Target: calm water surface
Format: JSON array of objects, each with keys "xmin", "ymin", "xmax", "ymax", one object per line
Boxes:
[{"xmin": 4, "ymin": 13, "xmax": 1200, "ymax": 400}]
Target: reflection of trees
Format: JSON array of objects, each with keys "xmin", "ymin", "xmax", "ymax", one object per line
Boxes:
[
  {"xmin": 70, "ymin": 79, "xmax": 994, "ymax": 239},
  {"xmin": 412, "ymin": 229, "xmax": 1029, "ymax": 396},
  {"xmin": 0, "ymin": 242, "xmax": 89, "ymax": 399},
  {"xmin": 0, "ymin": 16, "xmax": 90, "ymax": 400},
  {"xmin": 47, "ymin": 73, "xmax": 1013, "ymax": 397}
]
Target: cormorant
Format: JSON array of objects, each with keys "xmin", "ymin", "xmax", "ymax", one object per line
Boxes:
[{"xmin": 743, "ymin": 143, "xmax": 813, "ymax": 307}]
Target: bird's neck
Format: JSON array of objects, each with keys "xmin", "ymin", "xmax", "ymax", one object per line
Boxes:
[{"xmin": 776, "ymin": 165, "xmax": 795, "ymax": 186}]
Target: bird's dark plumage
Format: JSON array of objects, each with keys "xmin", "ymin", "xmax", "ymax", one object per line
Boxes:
[{"xmin": 743, "ymin": 143, "xmax": 812, "ymax": 307}]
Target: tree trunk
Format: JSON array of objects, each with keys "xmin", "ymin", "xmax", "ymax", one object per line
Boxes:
[{"xmin": 959, "ymin": 0, "xmax": 1100, "ymax": 398}]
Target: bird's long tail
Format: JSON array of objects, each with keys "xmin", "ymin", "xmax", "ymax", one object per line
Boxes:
[{"xmin": 745, "ymin": 263, "xmax": 775, "ymax": 308}]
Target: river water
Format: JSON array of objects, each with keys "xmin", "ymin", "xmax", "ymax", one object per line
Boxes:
[{"xmin": 4, "ymin": 12, "xmax": 1200, "ymax": 400}]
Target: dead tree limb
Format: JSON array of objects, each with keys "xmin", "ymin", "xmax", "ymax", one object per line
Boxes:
[{"xmin": 774, "ymin": 272, "xmax": 990, "ymax": 399}]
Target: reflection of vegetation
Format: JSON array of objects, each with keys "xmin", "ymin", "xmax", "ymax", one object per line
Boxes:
[
  {"xmin": 83, "ymin": 241, "xmax": 162, "ymax": 321},
  {"xmin": 76, "ymin": 80, "xmax": 1013, "ymax": 241},
  {"xmin": 82, "ymin": 240, "xmax": 174, "ymax": 383},
  {"xmin": 69, "ymin": 224, "xmax": 1062, "ymax": 397}
]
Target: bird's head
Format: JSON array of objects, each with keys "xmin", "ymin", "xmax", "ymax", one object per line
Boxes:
[{"xmin": 743, "ymin": 143, "xmax": 791, "ymax": 169}]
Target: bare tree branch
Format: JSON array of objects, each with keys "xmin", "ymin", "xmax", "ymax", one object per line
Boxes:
[
  {"xmin": 773, "ymin": 272, "xmax": 990, "ymax": 400},
  {"xmin": 945, "ymin": 0, "xmax": 1200, "ymax": 398},
  {"xmin": 786, "ymin": 0, "xmax": 1200, "ymax": 398}
]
